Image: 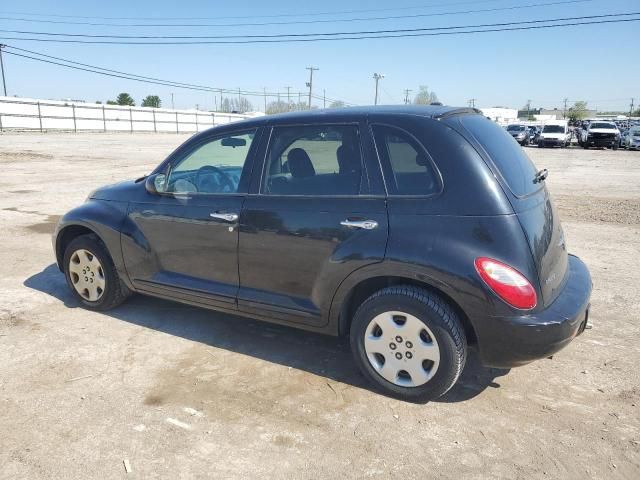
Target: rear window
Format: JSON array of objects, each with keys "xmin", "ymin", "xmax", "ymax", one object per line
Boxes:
[
  {"xmin": 459, "ymin": 115, "xmax": 540, "ymax": 197},
  {"xmin": 590, "ymin": 122, "xmax": 616, "ymax": 129}
]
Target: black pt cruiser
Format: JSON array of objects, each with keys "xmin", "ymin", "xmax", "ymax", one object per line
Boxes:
[{"xmin": 53, "ymin": 106, "xmax": 592, "ymax": 402}]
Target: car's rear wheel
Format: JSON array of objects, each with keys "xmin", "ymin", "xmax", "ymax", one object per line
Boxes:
[
  {"xmin": 63, "ymin": 234, "xmax": 131, "ymax": 311},
  {"xmin": 350, "ymin": 286, "xmax": 467, "ymax": 402}
]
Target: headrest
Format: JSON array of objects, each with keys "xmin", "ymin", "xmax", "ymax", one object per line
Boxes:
[
  {"xmin": 337, "ymin": 144, "xmax": 361, "ymax": 174},
  {"xmin": 288, "ymin": 148, "xmax": 315, "ymax": 178},
  {"xmin": 416, "ymin": 153, "xmax": 429, "ymax": 167}
]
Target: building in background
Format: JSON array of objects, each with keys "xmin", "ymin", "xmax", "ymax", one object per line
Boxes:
[{"xmin": 479, "ymin": 107, "xmax": 518, "ymax": 125}]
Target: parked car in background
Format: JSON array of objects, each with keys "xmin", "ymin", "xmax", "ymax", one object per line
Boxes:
[
  {"xmin": 580, "ymin": 121, "xmax": 620, "ymax": 149},
  {"xmin": 623, "ymin": 126, "xmax": 640, "ymax": 150},
  {"xmin": 52, "ymin": 106, "xmax": 592, "ymax": 402},
  {"xmin": 538, "ymin": 121, "xmax": 571, "ymax": 148},
  {"xmin": 506, "ymin": 124, "xmax": 529, "ymax": 145}
]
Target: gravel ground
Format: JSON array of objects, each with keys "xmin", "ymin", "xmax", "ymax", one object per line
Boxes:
[{"xmin": 0, "ymin": 132, "xmax": 639, "ymax": 479}]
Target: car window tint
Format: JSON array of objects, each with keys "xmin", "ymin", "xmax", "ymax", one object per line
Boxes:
[
  {"xmin": 372, "ymin": 125, "xmax": 440, "ymax": 196},
  {"xmin": 459, "ymin": 115, "xmax": 539, "ymax": 197},
  {"xmin": 167, "ymin": 130, "xmax": 256, "ymax": 194},
  {"xmin": 263, "ymin": 125, "xmax": 363, "ymax": 196}
]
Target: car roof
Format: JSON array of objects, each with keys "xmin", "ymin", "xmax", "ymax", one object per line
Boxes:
[{"xmin": 214, "ymin": 105, "xmax": 480, "ymax": 130}]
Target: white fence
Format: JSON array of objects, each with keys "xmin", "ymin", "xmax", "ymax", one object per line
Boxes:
[{"xmin": 0, "ymin": 96, "xmax": 253, "ymax": 133}]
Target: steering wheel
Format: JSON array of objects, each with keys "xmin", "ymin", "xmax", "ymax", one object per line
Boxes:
[{"xmin": 195, "ymin": 165, "xmax": 235, "ymax": 193}]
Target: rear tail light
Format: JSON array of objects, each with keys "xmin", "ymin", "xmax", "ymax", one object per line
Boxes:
[{"xmin": 474, "ymin": 257, "xmax": 537, "ymax": 310}]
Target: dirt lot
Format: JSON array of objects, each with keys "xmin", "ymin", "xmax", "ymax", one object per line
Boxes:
[{"xmin": 1, "ymin": 132, "xmax": 639, "ymax": 479}]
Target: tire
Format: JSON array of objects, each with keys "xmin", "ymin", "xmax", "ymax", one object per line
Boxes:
[
  {"xmin": 613, "ymin": 144, "xmax": 618, "ymax": 151},
  {"xmin": 350, "ymin": 286, "xmax": 467, "ymax": 402},
  {"xmin": 583, "ymin": 143, "xmax": 589, "ymax": 149},
  {"xmin": 63, "ymin": 233, "xmax": 131, "ymax": 311}
]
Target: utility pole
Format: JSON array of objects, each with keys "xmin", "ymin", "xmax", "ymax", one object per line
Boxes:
[
  {"xmin": 0, "ymin": 44, "xmax": 7, "ymax": 96},
  {"xmin": 323, "ymin": 89, "xmax": 326, "ymax": 108},
  {"xmin": 285, "ymin": 86, "xmax": 292, "ymax": 110},
  {"xmin": 563, "ymin": 97, "xmax": 568, "ymax": 119},
  {"xmin": 237, "ymin": 88, "xmax": 241, "ymax": 105},
  {"xmin": 631, "ymin": 98, "xmax": 635, "ymax": 117},
  {"xmin": 263, "ymin": 87, "xmax": 267, "ymax": 113},
  {"xmin": 403, "ymin": 89, "xmax": 412, "ymax": 105},
  {"xmin": 468, "ymin": 98, "xmax": 476, "ymax": 108},
  {"xmin": 373, "ymin": 73, "xmax": 384, "ymax": 105},
  {"xmin": 526, "ymin": 99, "xmax": 531, "ymax": 119},
  {"xmin": 306, "ymin": 66, "xmax": 319, "ymax": 109},
  {"xmin": 171, "ymin": 93, "xmax": 174, "ymax": 109}
]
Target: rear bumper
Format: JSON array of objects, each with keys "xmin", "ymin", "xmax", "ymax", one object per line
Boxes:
[
  {"xmin": 539, "ymin": 138, "xmax": 565, "ymax": 147},
  {"xmin": 476, "ymin": 254, "xmax": 592, "ymax": 368}
]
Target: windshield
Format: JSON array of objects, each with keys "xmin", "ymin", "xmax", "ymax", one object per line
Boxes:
[
  {"xmin": 632, "ymin": 128, "xmax": 640, "ymax": 136},
  {"xmin": 543, "ymin": 125, "xmax": 565, "ymax": 133},
  {"xmin": 507, "ymin": 125, "xmax": 526, "ymax": 132},
  {"xmin": 590, "ymin": 123, "xmax": 617, "ymax": 129}
]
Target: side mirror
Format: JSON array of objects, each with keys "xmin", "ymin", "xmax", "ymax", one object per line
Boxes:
[{"xmin": 145, "ymin": 173, "xmax": 167, "ymax": 195}]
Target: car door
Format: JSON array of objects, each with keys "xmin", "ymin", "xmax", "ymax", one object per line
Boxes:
[
  {"xmin": 123, "ymin": 128, "xmax": 261, "ymax": 310},
  {"xmin": 238, "ymin": 122, "xmax": 388, "ymax": 327}
]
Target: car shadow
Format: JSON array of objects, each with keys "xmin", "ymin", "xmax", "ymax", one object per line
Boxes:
[{"xmin": 24, "ymin": 264, "xmax": 509, "ymax": 403}]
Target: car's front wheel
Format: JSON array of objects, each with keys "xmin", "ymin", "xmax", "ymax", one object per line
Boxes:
[
  {"xmin": 350, "ymin": 286, "xmax": 467, "ymax": 402},
  {"xmin": 63, "ymin": 234, "xmax": 131, "ymax": 311}
]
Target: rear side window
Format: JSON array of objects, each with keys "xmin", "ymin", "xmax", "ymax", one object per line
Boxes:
[
  {"xmin": 372, "ymin": 125, "xmax": 440, "ymax": 196},
  {"xmin": 263, "ymin": 125, "xmax": 363, "ymax": 196},
  {"xmin": 459, "ymin": 115, "xmax": 539, "ymax": 197}
]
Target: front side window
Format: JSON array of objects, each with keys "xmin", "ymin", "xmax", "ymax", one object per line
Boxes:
[
  {"xmin": 372, "ymin": 125, "xmax": 441, "ymax": 196},
  {"xmin": 166, "ymin": 130, "xmax": 256, "ymax": 194},
  {"xmin": 263, "ymin": 125, "xmax": 363, "ymax": 196}
]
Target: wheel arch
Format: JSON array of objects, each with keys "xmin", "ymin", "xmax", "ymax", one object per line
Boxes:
[
  {"xmin": 53, "ymin": 200, "xmax": 129, "ymax": 284},
  {"xmin": 331, "ymin": 266, "xmax": 477, "ymax": 345},
  {"xmin": 55, "ymin": 223, "xmax": 101, "ymax": 270}
]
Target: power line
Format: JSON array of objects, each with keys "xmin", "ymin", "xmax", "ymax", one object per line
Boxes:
[
  {"xmin": 1, "ymin": 12, "xmax": 633, "ymax": 40},
  {"xmin": 2, "ymin": 47, "xmax": 357, "ymax": 107},
  {"xmin": 1, "ymin": 15, "xmax": 637, "ymax": 44},
  {"xmin": 0, "ymin": 1, "xmax": 592, "ymax": 28},
  {"xmin": 2, "ymin": 44, "xmax": 303, "ymax": 97},
  {"xmin": 0, "ymin": 1, "xmax": 528, "ymax": 22}
]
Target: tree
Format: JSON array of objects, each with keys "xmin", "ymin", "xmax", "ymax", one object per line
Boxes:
[
  {"xmin": 413, "ymin": 85, "xmax": 439, "ymax": 105},
  {"xmin": 106, "ymin": 100, "xmax": 118, "ymax": 105},
  {"xmin": 95, "ymin": 101, "xmax": 102, "ymax": 104},
  {"xmin": 141, "ymin": 95, "xmax": 161, "ymax": 108},
  {"xmin": 116, "ymin": 92, "xmax": 135, "ymax": 106},
  {"xmin": 266, "ymin": 100, "xmax": 290, "ymax": 114},
  {"xmin": 329, "ymin": 100, "xmax": 345, "ymax": 108},
  {"xmin": 567, "ymin": 101, "xmax": 588, "ymax": 122},
  {"xmin": 632, "ymin": 108, "xmax": 640, "ymax": 117},
  {"xmin": 219, "ymin": 97, "xmax": 253, "ymax": 113}
]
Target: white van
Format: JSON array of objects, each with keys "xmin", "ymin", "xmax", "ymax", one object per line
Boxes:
[{"xmin": 538, "ymin": 120, "xmax": 571, "ymax": 148}]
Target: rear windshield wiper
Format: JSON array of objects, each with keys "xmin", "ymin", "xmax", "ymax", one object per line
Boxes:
[{"xmin": 533, "ymin": 168, "xmax": 548, "ymax": 184}]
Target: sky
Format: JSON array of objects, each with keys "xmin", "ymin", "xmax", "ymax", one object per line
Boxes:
[{"xmin": 0, "ymin": 0, "xmax": 638, "ymax": 112}]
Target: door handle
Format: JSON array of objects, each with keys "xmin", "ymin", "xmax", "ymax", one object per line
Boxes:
[
  {"xmin": 210, "ymin": 212, "xmax": 239, "ymax": 222},
  {"xmin": 340, "ymin": 219, "xmax": 378, "ymax": 230}
]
